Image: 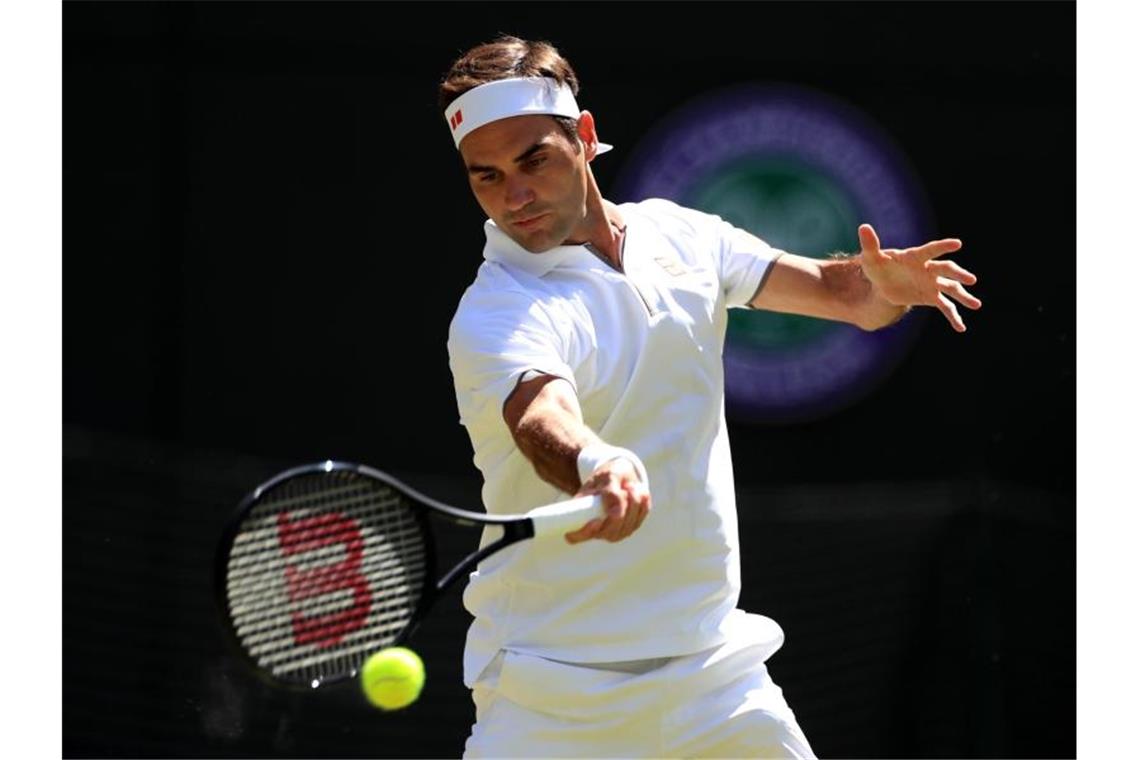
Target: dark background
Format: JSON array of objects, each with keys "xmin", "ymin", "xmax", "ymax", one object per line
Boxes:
[{"xmin": 63, "ymin": 1, "xmax": 1075, "ymax": 757}]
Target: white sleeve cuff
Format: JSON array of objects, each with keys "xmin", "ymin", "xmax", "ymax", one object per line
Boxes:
[{"xmin": 576, "ymin": 443, "xmax": 649, "ymax": 488}]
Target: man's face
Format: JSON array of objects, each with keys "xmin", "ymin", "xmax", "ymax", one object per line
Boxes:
[{"xmin": 458, "ymin": 114, "xmax": 589, "ymax": 253}]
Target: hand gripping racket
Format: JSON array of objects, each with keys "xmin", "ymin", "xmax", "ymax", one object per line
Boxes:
[{"xmin": 215, "ymin": 460, "xmax": 603, "ymax": 689}]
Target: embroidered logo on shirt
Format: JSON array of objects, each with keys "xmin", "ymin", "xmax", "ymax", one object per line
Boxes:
[{"xmin": 653, "ymin": 254, "xmax": 690, "ymax": 277}]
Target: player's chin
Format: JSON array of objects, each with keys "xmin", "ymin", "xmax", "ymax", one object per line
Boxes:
[
  {"xmin": 514, "ymin": 234, "xmax": 558, "ymax": 254},
  {"xmin": 511, "ymin": 219, "xmax": 570, "ymax": 254}
]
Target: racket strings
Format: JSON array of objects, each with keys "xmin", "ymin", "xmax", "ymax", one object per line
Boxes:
[
  {"xmin": 228, "ymin": 543, "xmax": 426, "ymax": 605},
  {"xmin": 225, "ymin": 471, "xmax": 428, "ymax": 685},
  {"xmin": 232, "ymin": 487, "xmax": 407, "ymax": 548},
  {"xmin": 231, "ymin": 556, "xmax": 429, "ymax": 648},
  {"xmin": 228, "ymin": 507, "xmax": 423, "ymax": 581}
]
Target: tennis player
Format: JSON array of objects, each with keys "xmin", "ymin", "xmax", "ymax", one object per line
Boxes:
[{"xmin": 441, "ymin": 36, "xmax": 980, "ymax": 758}]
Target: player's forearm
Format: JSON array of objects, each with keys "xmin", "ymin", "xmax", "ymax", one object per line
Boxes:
[
  {"xmin": 512, "ymin": 401, "xmax": 599, "ymax": 494},
  {"xmin": 750, "ymin": 252, "xmax": 907, "ymax": 329},
  {"xmin": 504, "ymin": 376, "xmax": 601, "ymax": 494},
  {"xmin": 822, "ymin": 255, "xmax": 910, "ymax": 331}
]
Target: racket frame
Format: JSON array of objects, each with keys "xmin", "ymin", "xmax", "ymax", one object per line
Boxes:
[{"xmin": 214, "ymin": 460, "xmax": 540, "ymax": 690}]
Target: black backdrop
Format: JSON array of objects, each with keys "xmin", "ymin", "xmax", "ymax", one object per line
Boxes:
[{"xmin": 63, "ymin": 2, "xmax": 1075, "ymax": 757}]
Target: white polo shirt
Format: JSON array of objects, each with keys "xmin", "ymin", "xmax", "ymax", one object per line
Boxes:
[{"xmin": 447, "ymin": 198, "xmax": 787, "ymax": 687}]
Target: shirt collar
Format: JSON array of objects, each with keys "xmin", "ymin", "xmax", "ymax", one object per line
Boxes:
[{"xmin": 482, "ymin": 219, "xmax": 597, "ymax": 277}]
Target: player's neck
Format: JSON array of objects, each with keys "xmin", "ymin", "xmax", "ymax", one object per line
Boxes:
[{"xmin": 565, "ymin": 176, "xmax": 624, "ymax": 267}]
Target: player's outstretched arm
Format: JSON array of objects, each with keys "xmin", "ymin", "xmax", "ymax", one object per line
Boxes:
[
  {"xmin": 503, "ymin": 374, "xmax": 651, "ymax": 544},
  {"xmin": 749, "ymin": 223, "xmax": 980, "ymax": 332}
]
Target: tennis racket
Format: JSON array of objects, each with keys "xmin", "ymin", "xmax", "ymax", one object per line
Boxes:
[{"xmin": 215, "ymin": 460, "xmax": 603, "ymax": 690}]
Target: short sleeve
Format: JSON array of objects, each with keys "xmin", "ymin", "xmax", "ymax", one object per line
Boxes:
[
  {"xmin": 447, "ymin": 286, "xmax": 576, "ymax": 426},
  {"xmin": 712, "ymin": 218, "xmax": 786, "ymax": 308}
]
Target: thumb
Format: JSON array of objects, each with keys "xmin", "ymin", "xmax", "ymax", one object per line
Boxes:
[{"xmin": 858, "ymin": 224, "xmax": 886, "ymax": 261}]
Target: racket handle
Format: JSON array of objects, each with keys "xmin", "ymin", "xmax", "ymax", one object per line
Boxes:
[{"xmin": 527, "ymin": 494, "xmax": 606, "ymax": 539}]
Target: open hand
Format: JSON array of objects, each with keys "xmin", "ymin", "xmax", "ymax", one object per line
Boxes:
[{"xmin": 858, "ymin": 224, "xmax": 981, "ymax": 332}]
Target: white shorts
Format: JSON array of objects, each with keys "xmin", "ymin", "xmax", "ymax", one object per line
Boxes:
[{"xmin": 463, "ymin": 611, "xmax": 816, "ymax": 758}]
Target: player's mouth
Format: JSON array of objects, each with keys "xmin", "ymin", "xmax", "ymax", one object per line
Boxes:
[{"xmin": 513, "ymin": 213, "xmax": 548, "ymax": 230}]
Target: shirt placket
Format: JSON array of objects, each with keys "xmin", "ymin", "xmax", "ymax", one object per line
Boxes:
[{"xmin": 585, "ymin": 237, "xmax": 658, "ymax": 318}]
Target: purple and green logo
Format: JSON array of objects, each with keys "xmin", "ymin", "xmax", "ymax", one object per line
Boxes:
[{"xmin": 613, "ymin": 84, "xmax": 933, "ymax": 423}]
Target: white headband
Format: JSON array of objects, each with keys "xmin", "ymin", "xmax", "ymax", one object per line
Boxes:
[{"xmin": 444, "ymin": 77, "xmax": 613, "ymax": 155}]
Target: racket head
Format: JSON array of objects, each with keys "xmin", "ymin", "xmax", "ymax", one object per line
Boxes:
[{"xmin": 215, "ymin": 461, "xmax": 437, "ymax": 690}]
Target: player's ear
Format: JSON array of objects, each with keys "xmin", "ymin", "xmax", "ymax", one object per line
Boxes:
[{"xmin": 576, "ymin": 111, "xmax": 600, "ymax": 161}]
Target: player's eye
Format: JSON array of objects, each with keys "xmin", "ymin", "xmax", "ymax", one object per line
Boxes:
[{"xmin": 526, "ymin": 156, "xmax": 547, "ymax": 169}]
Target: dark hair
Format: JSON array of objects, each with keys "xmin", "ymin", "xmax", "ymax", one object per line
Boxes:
[{"xmin": 439, "ymin": 35, "xmax": 581, "ymax": 148}]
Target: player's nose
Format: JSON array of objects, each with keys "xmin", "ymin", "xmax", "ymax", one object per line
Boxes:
[{"xmin": 504, "ymin": 176, "xmax": 536, "ymax": 211}]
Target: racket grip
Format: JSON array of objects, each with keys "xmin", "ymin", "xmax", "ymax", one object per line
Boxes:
[{"xmin": 527, "ymin": 495, "xmax": 606, "ymax": 539}]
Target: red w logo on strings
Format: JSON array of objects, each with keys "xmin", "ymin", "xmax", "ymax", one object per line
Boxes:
[{"xmin": 276, "ymin": 511, "xmax": 373, "ymax": 649}]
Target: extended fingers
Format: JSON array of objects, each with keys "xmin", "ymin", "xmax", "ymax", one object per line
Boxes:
[
  {"xmin": 858, "ymin": 224, "xmax": 887, "ymax": 261},
  {"xmin": 913, "ymin": 238, "xmax": 963, "ymax": 261},
  {"xmin": 926, "ymin": 259, "xmax": 977, "ymax": 285},
  {"xmin": 936, "ymin": 276, "xmax": 982, "ymax": 309},
  {"xmin": 936, "ymin": 293, "xmax": 967, "ymax": 333}
]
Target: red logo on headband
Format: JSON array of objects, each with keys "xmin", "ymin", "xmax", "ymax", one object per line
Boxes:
[{"xmin": 450, "ymin": 110, "xmax": 464, "ymax": 131}]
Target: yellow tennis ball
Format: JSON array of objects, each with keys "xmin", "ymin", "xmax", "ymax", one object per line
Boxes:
[{"xmin": 360, "ymin": 647, "xmax": 425, "ymax": 710}]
